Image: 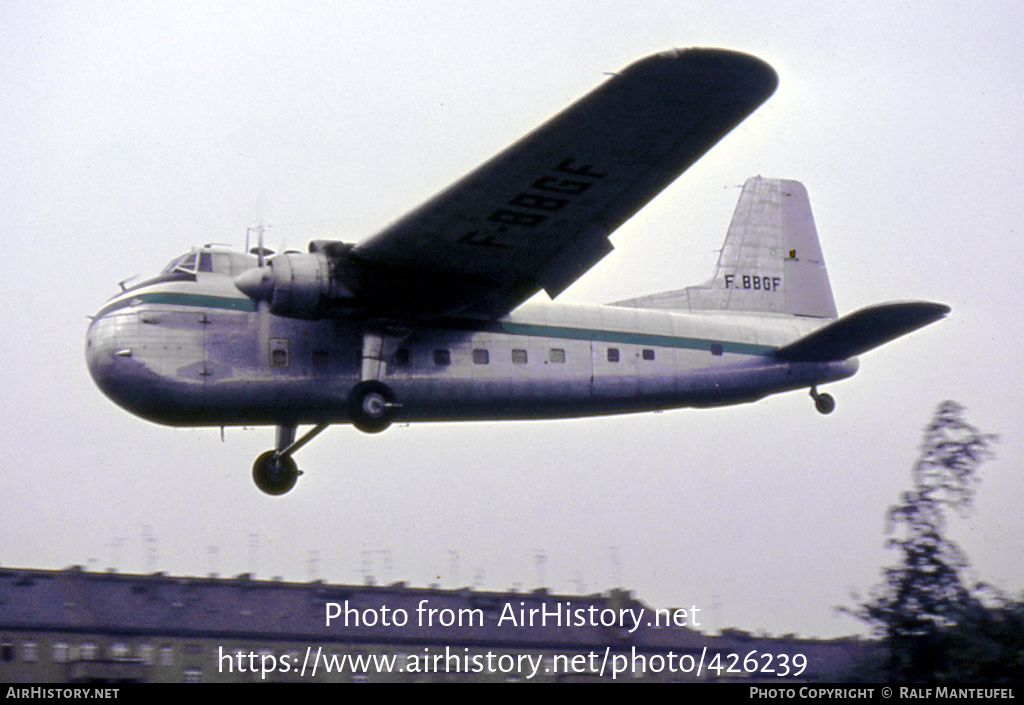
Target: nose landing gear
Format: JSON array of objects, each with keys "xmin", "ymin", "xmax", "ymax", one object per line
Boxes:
[{"xmin": 810, "ymin": 386, "xmax": 835, "ymax": 415}]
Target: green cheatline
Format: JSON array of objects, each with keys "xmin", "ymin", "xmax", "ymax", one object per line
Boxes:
[{"xmin": 501, "ymin": 322, "xmax": 775, "ymax": 356}]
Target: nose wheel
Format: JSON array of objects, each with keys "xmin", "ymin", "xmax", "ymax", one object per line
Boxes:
[{"xmin": 810, "ymin": 386, "xmax": 835, "ymax": 415}]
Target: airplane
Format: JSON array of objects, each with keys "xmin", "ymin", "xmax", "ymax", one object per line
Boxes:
[{"xmin": 85, "ymin": 48, "xmax": 949, "ymax": 495}]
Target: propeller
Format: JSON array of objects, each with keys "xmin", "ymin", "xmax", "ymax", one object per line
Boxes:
[
  {"xmin": 234, "ymin": 196, "xmax": 352, "ymax": 319},
  {"xmin": 233, "ymin": 265, "xmax": 275, "ymax": 302},
  {"xmin": 244, "ymin": 192, "xmax": 275, "ymax": 266}
]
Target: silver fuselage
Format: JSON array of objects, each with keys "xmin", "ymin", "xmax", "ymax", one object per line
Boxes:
[{"xmin": 86, "ymin": 259, "xmax": 858, "ymax": 428}]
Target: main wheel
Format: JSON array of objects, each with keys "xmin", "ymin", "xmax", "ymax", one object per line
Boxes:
[
  {"xmin": 252, "ymin": 451, "xmax": 299, "ymax": 495},
  {"xmin": 348, "ymin": 380, "xmax": 397, "ymax": 433}
]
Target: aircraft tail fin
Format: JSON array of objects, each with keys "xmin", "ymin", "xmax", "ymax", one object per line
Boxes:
[
  {"xmin": 613, "ymin": 176, "xmax": 838, "ymax": 318},
  {"xmin": 774, "ymin": 301, "xmax": 950, "ymax": 362}
]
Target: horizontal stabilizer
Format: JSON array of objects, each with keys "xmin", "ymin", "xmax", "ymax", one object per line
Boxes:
[{"xmin": 774, "ymin": 302, "xmax": 950, "ymax": 362}]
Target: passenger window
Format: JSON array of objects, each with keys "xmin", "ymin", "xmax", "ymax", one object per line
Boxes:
[
  {"xmin": 473, "ymin": 349, "xmax": 489, "ymax": 365},
  {"xmin": 395, "ymin": 348, "xmax": 411, "ymax": 366},
  {"xmin": 512, "ymin": 349, "xmax": 528, "ymax": 364},
  {"xmin": 433, "ymin": 349, "xmax": 451, "ymax": 366},
  {"xmin": 269, "ymin": 338, "xmax": 289, "ymax": 367},
  {"xmin": 549, "ymin": 349, "xmax": 566, "ymax": 363},
  {"xmin": 607, "ymin": 348, "xmax": 619, "ymax": 363},
  {"xmin": 642, "ymin": 349, "xmax": 656, "ymax": 361}
]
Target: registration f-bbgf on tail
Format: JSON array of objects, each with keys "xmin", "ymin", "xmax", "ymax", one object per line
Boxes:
[{"xmin": 86, "ymin": 49, "xmax": 948, "ymax": 495}]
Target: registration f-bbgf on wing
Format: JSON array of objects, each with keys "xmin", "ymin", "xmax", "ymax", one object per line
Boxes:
[{"xmin": 86, "ymin": 49, "xmax": 948, "ymax": 495}]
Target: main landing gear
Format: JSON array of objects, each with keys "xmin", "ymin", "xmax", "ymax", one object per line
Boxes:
[
  {"xmin": 252, "ymin": 423, "xmax": 328, "ymax": 495},
  {"xmin": 252, "ymin": 329, "xmax": 402, "ymax": 495},
  {"xmin": 810, "ymin": 386, "xmax": 836, "ymax": 415},
  {"xmin": 348, "ymin": 380, "xmax": 398, "ymax": 433},
  {"xmin": 349, "ymin": 329, "xmax": 401, "ymax": 433},
  {"xmin": 251, "ymin": 380, "xmax": 399, "ymax": 495}
]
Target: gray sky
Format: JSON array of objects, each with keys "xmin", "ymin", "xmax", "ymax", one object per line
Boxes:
[{"xmin": 2, "ymin": 1, "xmax": 1021, "ymax": 638}]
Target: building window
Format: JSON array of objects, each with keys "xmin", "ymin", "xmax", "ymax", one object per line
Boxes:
[
  {"xmin": 433, "ymin": 349, "xmax": 451, "ymax": 366},
  {"xmin": 110, "ymin": 642, "xmax": 129, "ymax": 659},
  {"xmin": 53, "ymin": 642, "xmax": 69, "ymax": 663},
  {"xmin": 607, "ymin": 348, "xmax": 619, "ymax": 362},
  {"xmin": 139, "ymin": 644, "xmax": 154, "ymax": 665},
  {"xmin": 159, "ymin": 645, "xmax": 174, "ymax": 667},
  {"xmin": 642, "ymin": 349, "xmax": 655, "ymax": 361},
  {"xmin": 1, "ymin": 643, "xmax": 12, "ymax": 662},
  {"xmin": 183, "ymin": 667, "xmax": 202, "ymax": 683},
  {"xmin": 512, "ymin": 349, "xmax": 528, "ymax": 364},
  {"xmin": 472, "ymin": 349, "xmax": 489, "ymax": 365},
  {"xmin": 22, "ymin": 642, "xmax": 38, "ymax": 662},
  {"xmin": 79, "ymin": 643, "xmax": 97, "ymax": 661},
  {"xmin": 549, "ymin": 348, "xmax": 566, "ymax": 363}
]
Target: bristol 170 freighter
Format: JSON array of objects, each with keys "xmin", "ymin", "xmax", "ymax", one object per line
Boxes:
[{"xmin": 86, "ymin": 49, "xmax": 948, "ymax": 494}]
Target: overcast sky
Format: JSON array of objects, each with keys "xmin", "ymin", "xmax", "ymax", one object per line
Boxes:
[{"xmin": 2, "ymin": 1, "xmax": 1021, "ymax": 639}]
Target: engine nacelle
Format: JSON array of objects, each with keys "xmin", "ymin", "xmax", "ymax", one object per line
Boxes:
[{"xmin": 234, "ymin": 251, "xmax": 355, "ymax": 320}]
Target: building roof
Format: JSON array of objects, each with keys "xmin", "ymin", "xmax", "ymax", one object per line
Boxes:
[{"xmin": 0, "ymin": 566, "xmax": 711, "ymax": 652}]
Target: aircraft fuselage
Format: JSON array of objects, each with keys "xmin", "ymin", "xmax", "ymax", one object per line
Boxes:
[{"xmin": 86, "ymin": 263, "xmax": 857, "ymax": 428}]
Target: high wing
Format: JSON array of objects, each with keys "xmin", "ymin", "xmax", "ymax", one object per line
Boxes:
[{"xmin": 342, "ymin": 48, "xmax": 777, "ymax": 320}]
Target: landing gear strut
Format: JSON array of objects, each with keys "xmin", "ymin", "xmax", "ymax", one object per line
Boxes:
[
  {"xmin": 252, "ymin": 423, "xmax": 328, "ymax": 495},
  {"xmin": 810, "ymin": 386, "xmax": 836, "ymax": 415},
  {"xmin": 348, "ymin": 328, "xmax": 402, "ymax": 434}
]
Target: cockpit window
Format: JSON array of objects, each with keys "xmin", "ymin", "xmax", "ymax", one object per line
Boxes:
[
  {"xmin": 159, "ymin": 251, "xmax": 224, "ymax": 275},
  {"xmin": 161, "ymin": 252, "xmax": 197, "ymax": 275},
  {"xmin": 145, "ymin": 248, "xmax": 256, "ymax": 286},
  {"xmin": 177, "ymin": 253, "xmax": 197, "ymax": 273},
  {"xmin": 118, "ymin": 248, "xmax": 244, "ymax": 296}
]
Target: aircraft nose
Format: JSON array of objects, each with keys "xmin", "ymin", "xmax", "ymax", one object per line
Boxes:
[
  {"xmin": 234, "ymin": 266, "xmax": 274, "ymax": 301},
  {"xmin": 85, "ymin": 314, "xmax": 135, "ymax": 410}
]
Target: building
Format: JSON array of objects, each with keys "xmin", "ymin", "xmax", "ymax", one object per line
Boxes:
[{"xmin": 0, "ymin": 566, "xmax": 870, "ymax": 683}]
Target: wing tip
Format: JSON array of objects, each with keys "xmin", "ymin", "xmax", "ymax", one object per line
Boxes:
[{"xmin": 644, "ymin": 47, "xmax": 778, "ymax": 93}]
